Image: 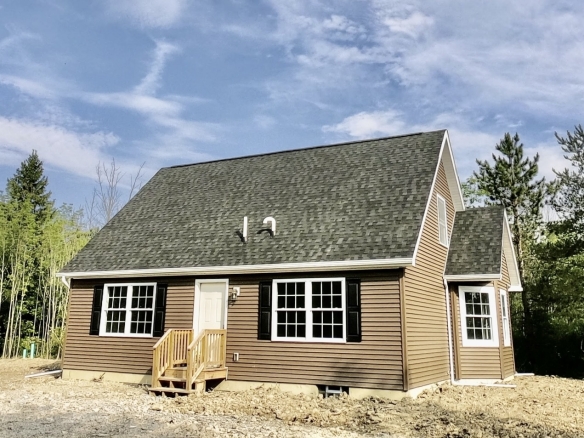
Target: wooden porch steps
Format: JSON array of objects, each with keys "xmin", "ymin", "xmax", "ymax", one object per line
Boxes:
[
  {"xmin": 149, "ymin": 386, "xmax": 200, "ymax": 395},
  {"xmin": 149, "ymin": 329, "xmax": 228, "ymax": 396},
  {"xmin": 158, "ymin": 376, "xmax": 187, "ymax": 383}
]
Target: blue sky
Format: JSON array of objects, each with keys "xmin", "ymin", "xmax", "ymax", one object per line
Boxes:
[{"xmin": 1, "ymin": 0, "xmax": 582, "ymax": 208}]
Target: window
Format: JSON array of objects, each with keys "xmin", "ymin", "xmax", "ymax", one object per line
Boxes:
[
  {"xmin": 500, "ymin": 290, "xmax": 511, "ymax": 346},
  {"xmin": 437, "ymin": 194, "xmax": 448, "ymax": 246},
  {"xmin": 459, "ymin": 286, "xmax": 499, "ymax": 347},
  {"xmin": 100, "ymin": 283, "xmax": 156, "ymax": 337},
  {"xmin": 272, "ymin": 278, "xmax": 345, "ymax": 343}
]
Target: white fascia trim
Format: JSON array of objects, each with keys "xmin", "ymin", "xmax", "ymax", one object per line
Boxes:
[
  {"xmin": 57, "ymin": 258, "xmax": 413, "ymax": 280},
  {"xmin": 441, "ymin": 130, "xmax": 466, "ymax": 212},
  {"xmin": 412, "ymin": 131, "xmax": 465, "ymax": 266},
  {"xmin": 508, "ymin": 286, "xmax": 523, "ymax": 292},
  {"xmin": 444, "ymin": 274, "xmax": 501, "ymax": 281},
  {"xmin": 502, "ymin": 210, "xmax": 522, "ymax": 290}
]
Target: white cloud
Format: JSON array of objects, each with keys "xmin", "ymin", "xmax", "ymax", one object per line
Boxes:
[
  {"xmin": 222, "ymin": 0, "xmax": 584, "ymax": 127},
  {"xmin": 529, "ymin": 142, "xmax": 566, "ymax": 182},
  {"xmin": 322, "ymin": 107, "xmax": 562, "ymax": 181},
  {"xmin": 134, "ymin": 41, "xmax": 180, "ymax": 96},
  {"xmin": 104, "ymin": 0, "xmax": 187, "ymax": 28},
  {"xmin": 0, "ymin": 74, "xmax": 56, "ymax": 99},
  {"xmin": 0, "ymin": 32, "xmax": 36, "ymax": 53},
  {"xmin": 254, "ymin": 115, "xmax": 276, "ymax": 130},
  {"xmin": 154, "ymin": 116, "xmax": 218, "ymax": 143},
  {"xmin": 383, "ymin": 11, "xmax": 434, "ymax": 38},
  {"xmin": 79, "ymin": 41, "xmax": 217, "ymax": 146},
  {"xmin": 323, "ymin": 110, "xmax": 405, "ymax": 138},
  {"xmin": 82, "ymin": 92, "xmax": 182, "ymax": 118},
  {"xmin": 0, "ymin": 116, "xmax": 119, "ymax": 177},
  {"xmin": 0, "ymin": 39, "xmax": 215, "ymax": 161}
]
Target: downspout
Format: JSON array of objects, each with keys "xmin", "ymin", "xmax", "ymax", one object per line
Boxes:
[
  {"xmin": 443, "ymin": 278, "xmax": 455, "ymax": 384},
  {"xmin": 58, "ymin": 274, "xmax": 71, "ymax": 364},
  {"xmin": 60, "ymin": 275, "xmax": 70, "ymax": 289}
]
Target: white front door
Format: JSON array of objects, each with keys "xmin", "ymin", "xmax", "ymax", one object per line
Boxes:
[{"xmin": 194, "ymin": 280, "xmax": 228, "ymax": 334}]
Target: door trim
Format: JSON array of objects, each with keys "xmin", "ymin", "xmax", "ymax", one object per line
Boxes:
[{"xmin": 193, "ymin": 278, "xmax": 229, "ymax": 333}]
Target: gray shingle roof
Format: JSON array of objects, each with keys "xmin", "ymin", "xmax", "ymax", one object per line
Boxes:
[
  {"xmin": 445, "ymin": 206, "xmax": 504, "ymax": 276},
  {"xmin": 61, "ymin": 130, "xmax": 446, "ymax": 273}
]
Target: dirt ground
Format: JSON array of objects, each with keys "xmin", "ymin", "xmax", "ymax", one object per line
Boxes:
[{"xmin": 1, "ymin": 359, "xmax": 583, "ymax": 437}]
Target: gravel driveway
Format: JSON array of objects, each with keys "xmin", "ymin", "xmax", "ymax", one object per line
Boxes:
[{"xmin": 1, "ymin": 359, "xmax": 583, "ymax": 437}]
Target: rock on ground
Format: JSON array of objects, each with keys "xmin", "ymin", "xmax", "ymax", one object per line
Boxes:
[{"xmin": 1, "ymin": 359, "xmax": 583, "ymax": 437}]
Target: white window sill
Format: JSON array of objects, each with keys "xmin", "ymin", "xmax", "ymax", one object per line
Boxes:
[
  {"xmin": 97, "ymin": 333, "xmax": 154, "ymax": 338},
  {"xmin": 271, "ymin": 337, "xmax": 347, "ymax": 344}
]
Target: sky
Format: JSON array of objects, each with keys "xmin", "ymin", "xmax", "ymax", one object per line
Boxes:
[{"xmin": 1, "ymin": 0, "xmax": 583, "ymax": 208}]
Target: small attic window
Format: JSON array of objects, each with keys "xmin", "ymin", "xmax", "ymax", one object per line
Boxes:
[{"xmin": 437, "ymin": 194, "xmax": 448, "ymax": 247}]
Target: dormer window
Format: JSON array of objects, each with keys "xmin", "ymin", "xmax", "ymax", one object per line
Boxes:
[{"xmin": 437, "ymin": 194, "xmax": 448, "ymax": 246}]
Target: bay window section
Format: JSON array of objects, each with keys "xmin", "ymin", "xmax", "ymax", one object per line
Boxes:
[{"xmin": 272, "ymin": 278, "xmax": 345, "ymax": 342}]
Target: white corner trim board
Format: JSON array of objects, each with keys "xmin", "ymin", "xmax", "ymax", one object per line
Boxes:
[
  {"xmin": 502, "ymin": 210, "xmax": 522, "ymax": 290},
  {"xmin": 57, "ymin": 257, "xmax": 414, "ymax": 280}
]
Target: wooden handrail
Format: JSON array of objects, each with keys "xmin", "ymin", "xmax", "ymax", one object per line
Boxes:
[
  {"xmin": 187, "ymin": 330, "xmax": 206, "ymax": 352},
  {"xmin": 152, "ymin": 329, "xmax": 172, "ymax": 350}
]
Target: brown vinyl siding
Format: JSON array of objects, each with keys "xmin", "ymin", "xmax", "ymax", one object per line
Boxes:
[
  {"xmin": 403, "ymin": 161, "xmax": 454, "ymax": 388},
  {"xmin": 64, "ymin": 271, "xmax": 404, "ymax": 390},
  {"xmin": 226, "ymin": 270, "xmax": 404, "ymax": 391},
  {"xmin": 63, "ymin": 277, "xmax": 195, "ymax": 375},
  {"xmin": 497, "ymin": 251, "xmax": 515, "ymax": 378}
]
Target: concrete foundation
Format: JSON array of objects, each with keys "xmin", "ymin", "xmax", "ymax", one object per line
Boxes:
[
  {"xmin": 62, "ymin": 369, "xmax": 152, "ymax": 385},
  {"xmin": 215, "ymin": 379, "xmax": 410, "ymax": 400}
]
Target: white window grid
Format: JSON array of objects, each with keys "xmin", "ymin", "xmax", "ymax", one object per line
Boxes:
[
  {"xmin": 437, "ymin": 194, "xmax": 448, "ymax": 247},
  {"xmin": 100, "ymin": 283, "xmax": 157, "ymax": 337},
  {"xmin": 459, "ymin": 286, "xmax": 499, "ymax": 347},
  {"xmin": 271, "ymin": 278, "xmax": 346, "ymax": 343},
  {"xmin": 500, "ymin": 289, "xmax": 511, "ymax": 346}
]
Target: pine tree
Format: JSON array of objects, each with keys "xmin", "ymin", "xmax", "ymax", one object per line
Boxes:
[
  {"xmin": 474, "ymin": 133, "xmax": 546, "ymax": 279},
  {"xmin": 7, "ymin": 150, "xmax": 54, "ymax": 223},
  {"xmin": 473, "ymin": 132, "xmax": 547, "ymax": 369},
  {"xmin": 553, "ymin": 125, "xmax": 584, "ymax": 236}
]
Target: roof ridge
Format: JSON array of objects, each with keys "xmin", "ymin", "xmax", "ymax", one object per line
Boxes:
[{"xmin": 168, "ymin": 129, "xmax": 446, "ymax": 169}]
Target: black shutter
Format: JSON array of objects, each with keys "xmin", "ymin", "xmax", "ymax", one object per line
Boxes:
[
  {"xmin": 89, "ymin": 284, "xmax": 104, "ymax": 335},
  {"xmin": 346, "ymin": 279, "xmax": 361, "ymax": 342},
  {"xmin": 258, "ymin": 281, "xmax": 272, "ymax": 340},
  {"xmin": 153, "ymin": 284, "xmax": 168, "ymax": 337}
]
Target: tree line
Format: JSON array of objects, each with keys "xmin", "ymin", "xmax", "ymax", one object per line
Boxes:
[
  {"xmin": 0, "ymin": 154, "xmax": 142, "ymax": 359},
  {"xmin": 0, "ymin": 152, "xmax": 90, "ymax": 358},
  {"xmin": 466, "ymin": 127, "xmax": 584, "ymax": 377}
]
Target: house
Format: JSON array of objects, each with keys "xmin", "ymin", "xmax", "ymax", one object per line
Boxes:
[{"xmin": 57, "ymin": 129, "xmax": 521, "ymax": 399}]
